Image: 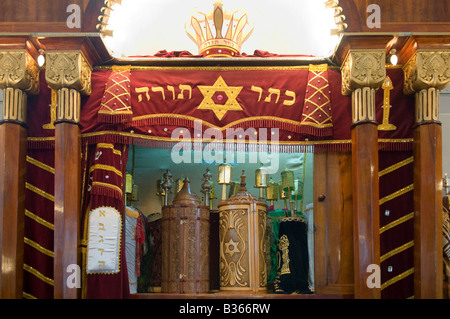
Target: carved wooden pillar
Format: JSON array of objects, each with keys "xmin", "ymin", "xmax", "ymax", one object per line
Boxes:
[
  {"xmin": 45, "ymin": 51, "xmax": 92, "ymax": 299},
  {"xmin": 403, "ymin": 50, "xmax": 450, "ymax": 299},
  {"xmin": 341, "ymin": 49, "xmax": 386, "ymax": 299},
  {"xmin": 0, "ymin": 49, "xmax": 39, "ymax": 298}
]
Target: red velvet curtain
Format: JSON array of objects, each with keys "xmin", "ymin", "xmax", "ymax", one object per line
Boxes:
[
  {"xmin": 23, "ymin": 149, "xmax": 55, "ymax": 299},
  {"xmin": 80, "ymin": 143, "xmax": 130, "ymax": 299},
  {"xmin": 379, "ymin": 151, "xmax": 414, "ymax": 299}
]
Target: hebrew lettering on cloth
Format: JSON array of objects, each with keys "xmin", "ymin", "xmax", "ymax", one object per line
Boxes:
[
  {"xmin": 87, "ymin": 206, "xmax": 122, "ymax": 274},
  {"xmin": 86, "ymin": 66, "xmax": 413, "ymax": 152},
  {"xmin": 26, "ymin": 66, "xmax": 415, "ymax": 153}
]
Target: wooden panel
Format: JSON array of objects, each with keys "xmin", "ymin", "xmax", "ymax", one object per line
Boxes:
[
  {"xmin": 314, "ymin": 152, "xmax": 354, "ymax": 295},
  {"xmin": 0, "ymin": 0, "xmax": 90, "ymax": 22},
  {"xmin": 54, "ymin": 122, "xmax": 81, "ymax": 299},
  {"xmin": 362, "ymin": 0, "xmax": 450, "ymax": 23},
  {"xmin": 0, "ymin": 123, "xmax": 27, "ymax": 298},
  {"xmin": 346, "ymin": 0, "xmax": 450, "ymax": 32},
  {"xmin": 351, "ymin": 124, "xmax": 381, "ymax": 299},
  {"xmin": 161, "ymin": 204, "xmax": 210, "ymax": 294},
  {"xmin": 334, "ymin": 35, "xmax": 393, "ymax": 68},
  {"xmin": 39, "ymin": 36, "xmax": 110, "ymax": 68},
  {"xmin": 0, "ymin": 0, "xmax": 95, "ymax": 33},
  {"xmin": 413, "ymin": 123, "xmax": 443, "ymax": 299}
]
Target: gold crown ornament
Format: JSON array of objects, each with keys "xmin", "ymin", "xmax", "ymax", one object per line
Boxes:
[{"xmin": 186, "ymin": 1, "xmax": 254, "ymax": 57}]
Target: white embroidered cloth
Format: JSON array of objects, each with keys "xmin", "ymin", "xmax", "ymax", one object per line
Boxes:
[{"xmin": 87, "ymin": 206, "xmax": 122, "ymax": 274}]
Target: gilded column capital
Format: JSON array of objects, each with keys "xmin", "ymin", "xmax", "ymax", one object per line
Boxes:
[
  {"xmin": 414, "ymin": 88, "xmax": 440, "ymax": 124},
  {"xmin": 403, "ymin": 50, "xmax": 450, "ymax": 95},
  {"xmin": 0, "ymin": 50, "xmax": 40, "ymax": 95},
  {"xmin": 341, "ymin": 49, "xmax": 386, "ymax": 96},
  {"xmin": 1, "ymin": 88, "xmax": 27, "ymax": 125},
  {"xmin": 55, "ymin": 88, "xmax": 81, "ymax": 124},
  {"xmin": 45, "ymin": 51, "xmax": 92, "ymax": 96}
]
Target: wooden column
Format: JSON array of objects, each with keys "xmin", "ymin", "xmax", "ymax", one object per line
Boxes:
[
  {"xmin": 0, "ymin": 49, "xmax": 39, "ymax": 298},
  {"xmin": 45, "ymin": 51, "xmax": 92, "ymax": 299},
  {"xmin": 341, "ymin": 49, "xmax": 386, "ymax": 299},
  {"xmin": 403, "ymin": 49, "xmax": 450, "ymax": 299}
]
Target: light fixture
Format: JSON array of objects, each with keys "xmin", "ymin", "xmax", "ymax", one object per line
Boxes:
[
  {"xmin": 96, "ymin": 0, "xmax": 121, "ymax": 37},
  {"xmin": 325, "ymin": 0, "xmax": 339, "ymax": 8},
  {"xmin": 389, "ymin": 49, "xmax": 398, "ymax": 66},
  {"xmin": 37, "ymin": 50, "xmax": 45, "ymax": 67}
]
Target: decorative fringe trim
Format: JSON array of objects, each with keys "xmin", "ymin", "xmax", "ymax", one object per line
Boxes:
[
  {"xmin": 128, "ymin": 116, "xmax": 333, "ymax": 137},
  {"xmin": 198, "ymin": 142, "xmax": 319, "ymax": 154},
  {"xmin": 91, "ymin": 184, "xmax": 123, "ymax": 200},
  {"xmin": 28, "ymin": 133, "xmax": 412, "ymax": 153},
  {"xmin": 313, "ymin": 142, "xmax": 351, "ymax": 153},
  {"xmin": 230, "ymin": 119, "xmax": 332, "ymax": 136},
  {"xmin": 130, "ymin": 116, "xmax": 194, "ymax": 129},
  {"xmin": 298, "ymin": 124, "xmax": 333, "ymax": 137},
  {"xmin": 27, "ymin": 139, "xmax": 55, "ymax": 150},
  {"xmin": 82, "ymin": 133, "xmax": 132, "ymax": 147},
  {"xmin": 82, "ymin": 133, "xmax": 348, "ymax": 154},
  {"xmin": 82, "ymin": 133, "xmax": 177, "ymax": 150},
  {"xmin": 378, "ymin": 141, "xmax": 413, "ymax": 151},
  {"xmin": 97, "ymin": 111, "xmax": 133, "ymax": 124}
]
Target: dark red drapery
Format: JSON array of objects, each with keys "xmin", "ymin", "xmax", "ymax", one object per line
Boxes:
[{"xmin": 27, "ymin": 65, "xmax": 415, "ymax": 152}]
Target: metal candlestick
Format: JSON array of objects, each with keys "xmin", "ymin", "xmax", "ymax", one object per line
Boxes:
[
  {"xmin": 161, "ymin": 169, "xmax": 173, "ymax": 206},
  {"xmin": 201, "ymin": 168, "xmax": 213, "ymax": 207},
  {"xmin": 156, "ymin": 177, "xmax": 166, "ymax": 207}
]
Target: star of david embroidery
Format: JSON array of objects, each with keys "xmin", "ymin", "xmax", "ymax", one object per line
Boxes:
[{"xmin": 197, "ymin": 76, "xmax": 243, "ymax": 120}]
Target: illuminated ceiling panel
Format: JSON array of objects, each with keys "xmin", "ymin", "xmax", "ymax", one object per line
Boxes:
[{"xmin": 102, "ymin": 0, "xmax": 341, "ymax": 58}]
